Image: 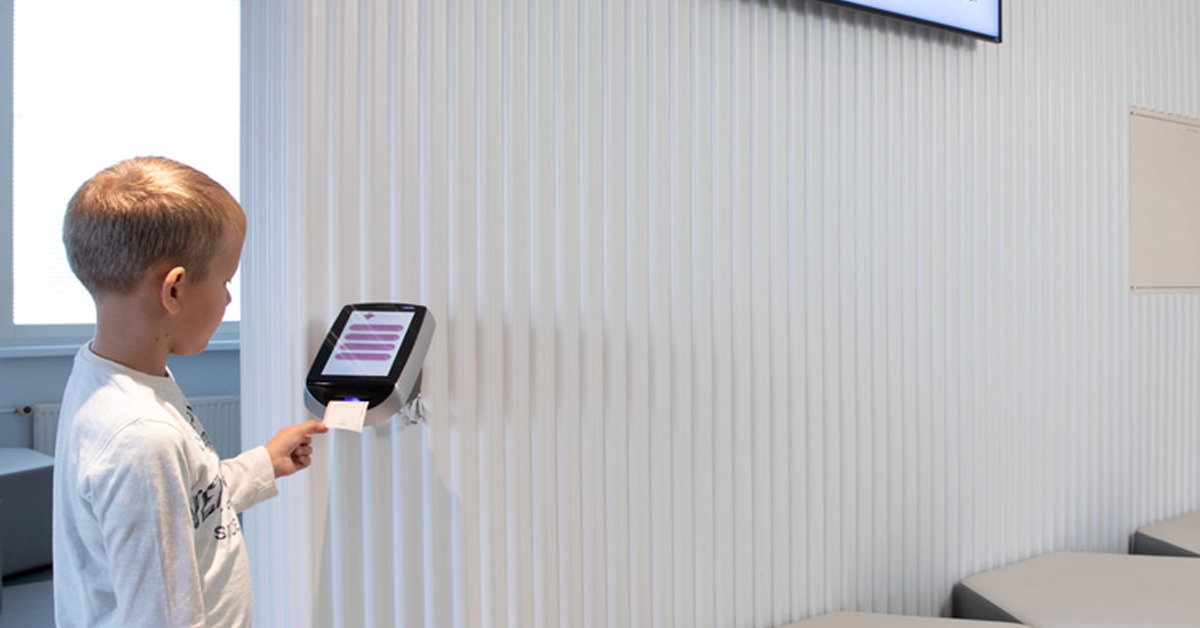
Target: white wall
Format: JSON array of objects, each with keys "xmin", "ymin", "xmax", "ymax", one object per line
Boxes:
[{"xmin": 241, "ymin": 1, "xmax": 1200, "ymax": 626}]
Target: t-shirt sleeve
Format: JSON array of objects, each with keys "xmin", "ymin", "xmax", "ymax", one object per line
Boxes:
[
  {"xmin": 85, "ymin": 420, "xmax": 207, "ymax": 628},
  {"xmin": 220, "ymin": 446, "xmax": 279, "ymax": 513}
]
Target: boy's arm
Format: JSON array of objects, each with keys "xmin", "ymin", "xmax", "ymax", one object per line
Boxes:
[
  {"xmin": 222, "ymin": 420, "xmax": 327, "ymax": 512},
  {"xmin": 88, "ymin": 420, "xmax": 206, "ymax": 628},
  {"xmin": 219, "ymin": 446, "xmax": 278, "ymax": 513}
]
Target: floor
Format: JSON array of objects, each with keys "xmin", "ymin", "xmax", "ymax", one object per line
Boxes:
[{"xmin": 0, "ymin": 568, "xmax": 53, "ymax": 628}]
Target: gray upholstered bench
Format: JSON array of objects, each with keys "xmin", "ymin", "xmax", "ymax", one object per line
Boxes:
[
  {"xmin": 954, "ymin": 552, "xmax": 1200, "ymax": 627},
  {"xmin": 783, "ymin": 612, "xmax": 1021, "ymax": 627},
  {"xmin": 1132, "ymin": 511, "xmax": 1200, "ymax": 558},
  {"xmin": 0, "ymin": 447, "xmax": 55, "ymax": 578}
]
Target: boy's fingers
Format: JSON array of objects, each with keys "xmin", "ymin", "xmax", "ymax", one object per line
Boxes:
[
  {"xmin": 269, "ymin": 421, "xmax": 329, "ymax": 478},
  {"xmin": 298, "ymin": 419, "xmax": 330, "ymax": 435},
  {"xmin": 282, "ymin": 420, "xmax": 328, "ymax": 444}
]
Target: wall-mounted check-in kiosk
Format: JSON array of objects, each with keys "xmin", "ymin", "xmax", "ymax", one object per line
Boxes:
[{"xmin": 304, "ymin": 303, "xmax": 436, "ymax": 427}]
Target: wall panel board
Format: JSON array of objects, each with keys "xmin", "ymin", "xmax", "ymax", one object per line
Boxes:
[{"xmin": 243, "ymin": 1, "xmax": 1200, "ymax": 625}]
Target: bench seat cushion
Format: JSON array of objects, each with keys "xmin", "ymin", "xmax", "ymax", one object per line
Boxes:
[
  {"xmin": 954, "ymin": 552, "xmax": 1200, "ymax": 627},
  {"xmin": 785, "ymin": 612, "xmax": 1018, "ymax": 627},
  {"xmin": 1132, "ymin": 511, "xmax": 1200, "ymax": 558}
]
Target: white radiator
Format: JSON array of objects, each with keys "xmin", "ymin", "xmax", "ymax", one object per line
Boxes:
[{"xmin": 28, "ymin": 396, "xmax": 241, "ymax": 460}]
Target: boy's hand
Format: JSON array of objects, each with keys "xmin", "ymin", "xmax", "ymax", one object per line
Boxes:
[{"xmin": 266, "ymin": 420, "xmax": 329, "ymax": 478}]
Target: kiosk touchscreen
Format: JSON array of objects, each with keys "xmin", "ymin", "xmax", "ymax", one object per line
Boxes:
[{"xmin": 305, "ymin": 303, "xmax": 435, "ymax": 427}]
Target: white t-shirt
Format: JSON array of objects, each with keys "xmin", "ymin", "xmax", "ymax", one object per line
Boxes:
[{"xmin": 53, "ymin": 345, "xmax": 278, "ymax": 628}]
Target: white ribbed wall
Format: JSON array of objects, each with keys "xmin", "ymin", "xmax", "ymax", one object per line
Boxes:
[{"xmin": 240, "ymin": 1, "xmax": 1200, "ymax": 626}]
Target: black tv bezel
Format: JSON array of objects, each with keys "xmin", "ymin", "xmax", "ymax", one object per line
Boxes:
[{"xmin": 814, "ymin": 0, "xmax": 1002, "ymax": 43}]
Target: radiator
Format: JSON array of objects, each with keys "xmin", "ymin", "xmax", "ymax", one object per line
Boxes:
[{"xmin": 27, "ymin": 396, "xmax": 241, "ymax": 460}]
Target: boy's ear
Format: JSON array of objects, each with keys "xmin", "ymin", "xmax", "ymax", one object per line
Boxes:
[{"xmin": 160, "ymin": 266, "xmax": 187, "ymax": 314}]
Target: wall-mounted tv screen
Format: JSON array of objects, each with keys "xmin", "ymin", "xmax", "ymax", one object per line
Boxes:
[{"xmin": 817, "ymin": 0, "xmax": 1001, "ymax": 43}]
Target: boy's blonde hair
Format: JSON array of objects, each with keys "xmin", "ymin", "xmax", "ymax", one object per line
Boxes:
[{"xmin": 63, "ymin": 156, "xmax": 246, "ymax": 295}]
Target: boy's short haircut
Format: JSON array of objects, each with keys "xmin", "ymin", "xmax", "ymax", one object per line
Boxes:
[{"xmin": 63, "ymin": 156, "xmax": 246, "ymax": 296}]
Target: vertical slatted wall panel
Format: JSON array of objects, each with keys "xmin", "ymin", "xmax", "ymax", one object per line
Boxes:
[{"xmin": 243, "ymin": 0, "xmax": 1200, "ymax": 626}]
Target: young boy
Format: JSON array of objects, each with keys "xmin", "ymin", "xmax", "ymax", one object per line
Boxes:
[{"xmin": 53, "ymin": 156, "xmax": 328, "ymax": 627}]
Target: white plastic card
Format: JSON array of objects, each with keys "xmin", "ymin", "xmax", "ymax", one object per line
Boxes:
[{"xmin": 323, "ymin": 400, "xmax": 368, "ymax": 433}]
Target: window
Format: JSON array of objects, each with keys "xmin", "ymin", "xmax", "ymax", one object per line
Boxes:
[{"xmin": 2, "ymin": 0, "xmax": 241, "ymax": 351}]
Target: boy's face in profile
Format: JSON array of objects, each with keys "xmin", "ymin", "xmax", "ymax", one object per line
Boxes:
[{"xmin": 171, "ymin": 228, "xmax": 244, "ymax": 356}]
